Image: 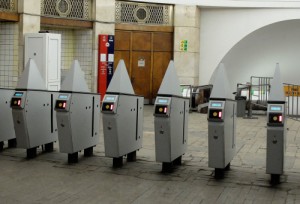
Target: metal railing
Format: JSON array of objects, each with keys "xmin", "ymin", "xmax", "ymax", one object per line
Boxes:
[
  {"xmin": 284, "ymin": 83, "xmax": 300, "ymax": 119},
  {"xmin": 237, "ymin": 80, "xmax": 300, "ymax": 119},
  {"xmin": 236, "ymin": 76, "xmax": 272, "ymax": 118},
  {"xmin": 180, "ymin": 84, "xmax": 212, "ymax": 112}
]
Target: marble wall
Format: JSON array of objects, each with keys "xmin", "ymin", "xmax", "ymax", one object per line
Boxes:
[
  {"xmin": 173, "ymin": 5, "xmax": 200, "ymax": 86},
  {"xmin": 1, "ymin": 0, "xmax": 201, "ymax": 91}
]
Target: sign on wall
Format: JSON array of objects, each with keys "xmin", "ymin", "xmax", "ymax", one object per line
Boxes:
[
  {"xmin": 98, "ymin": 35, "xmax": 115, "ymax": 100},
  {"xmin": 180, "ymin": 40, "xmax": 188, "ymax": 52},
  {"xmin": 284, "ymin": 85, "xmax": 300, "ymax": 96}
]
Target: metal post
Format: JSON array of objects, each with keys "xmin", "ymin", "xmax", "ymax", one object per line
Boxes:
[{"xmin": 297, "ymin": 85, "xmax": 299, "ymax": 118}]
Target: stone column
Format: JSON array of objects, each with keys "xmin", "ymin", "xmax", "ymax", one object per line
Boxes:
[
  {"xmin": 18, "ymin": 0, "xmax": 41, "ymax": 74},
  {"xmin": 173, "ymin": 5, "xmax": 200, "ymax": 85},
  {"xmin": 91, "ymin": 0, "xmax": 115, "ymax": 92}
]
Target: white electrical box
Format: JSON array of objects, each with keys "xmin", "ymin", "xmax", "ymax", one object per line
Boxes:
[{"xmin": 24, "ymin": 33, "xmax": 61, "ymax": 91}]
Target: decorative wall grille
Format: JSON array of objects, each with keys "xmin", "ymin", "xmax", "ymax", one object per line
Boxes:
[
  {"xmin": 0, "ymin": 0, "xmax": 16, "ymax": 12},
  {"xmin": 115, "ymin": 1, "xmax": 173, "ymax": 26},
  {"xmin": 41, "ymin": 0, "xmax": 91, "ymax": 20}
]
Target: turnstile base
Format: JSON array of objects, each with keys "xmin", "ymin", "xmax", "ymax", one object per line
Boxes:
[
  {"xmin": 68, "ymin": 152, "xmax": 78, "ymax": 164},
  {"xmin": 161, "ymin": 156, "xmax": 183, "ymax": 173},
  {"xmin": 225, "ymin": 163, "xmax": 231, "ymax": 170},
  {"xmin": 44, "ymin": 142, "xmax": 54, "ymax": 152},
  {"xmin": 173, "ymin": 156, "xmax": 182, "ymax": 165},
  {"xmin": 215, "ymin": 168, "xmax": 225, "ymax": 179},
  {"xmin": 162, "ymin": 162, "xmax": 174, "ymax": 173},
  {"xmin": 0, "ymin": 141, "xmax": 4, "ymax": 152},
  {"xmin": 214, "ymin": 163, "xmax": 231, "ymax": 179},
  {"xmin": 113, "ymin": 157, "xmax": 123, "ymax": 168},
  {"xmin": 27, "ymin": 147, "xmax": 37, "ymax": 159},
  {"xmin": 127, "ymin": 151, "xmax": 136, "ymax": 162},
  {"xmin": 84, "ymin": 147, "xmax": 93, "ymax": 157},
  {"xmin": 270, "ymin": 174, "xmax": 281, "ymax": 185},
  {"xmin": 8, "ymin": 138, "xmax": 17, "ymax": 148}
]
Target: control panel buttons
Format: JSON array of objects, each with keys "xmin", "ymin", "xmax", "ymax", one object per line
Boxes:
[
  {"xmin": 102, "ymin": 102, "xmax": 116, "ymax": 113},
  {"xmin": 11, "ymin": 98, "xmax": 23, "ymax": 109},
  {"xmin": 269, "ymin": 113, "xmax": 283, "ymax": 124},
  {"xmin": 209, "ymin": 109, "xmax": 223, "ymax": 120},
  {"xmin": 154, "ymin": 105, "xmax": 170, "ymax": 117},
  {"xmin": 55, "ymin": 100, "xmax": 68, "ymax": 111}
]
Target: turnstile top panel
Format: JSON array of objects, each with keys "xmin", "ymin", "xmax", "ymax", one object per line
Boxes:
[
  {"xmin": 157, "ymin": 61, "xmax": 182, "ymax": 97},
  {"xmin": 17, "ymin": 59, "xmax": 47, "ymax": 90},
  {"xmin": 106, "ymin": 60, "xmax": 135, "ymax": 95},
  {"xmin": 209, "ymin": 63, "xmax": 232, "ymax": 100},
  {"xmin": 268, "ymin": 63, "xmax": 285, "ymax": 102},
  {"xmin": 60, "ymin": 60, "xmax": 89, "ymax": 93}
]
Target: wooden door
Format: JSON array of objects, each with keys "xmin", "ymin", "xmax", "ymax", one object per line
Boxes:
[
  {"xmin": 114, "ymin": 30, "xmax": 131, "ymax": 73},
  {"xmin": 152, "ymin": 32, "xmax": 173, "ymax": 99},
  {"xmin": 152, "ymin": 52, "xmax": 172, "ymax": 99},
  {"xmin": 114, "ymin": 51, "xmax": 130, "ymax": 73},
  {"xmin": 114, "ymin": 29, "xmax": 173, "ymax": 104},
  {"xmin": 132, "ymin": 52, "xmax": 151, "ymax": 100}
]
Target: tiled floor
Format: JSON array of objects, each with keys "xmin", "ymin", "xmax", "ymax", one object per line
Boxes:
[{"xmin": 0, "ymin": 105, "xmax": 300, "ymax": 203}]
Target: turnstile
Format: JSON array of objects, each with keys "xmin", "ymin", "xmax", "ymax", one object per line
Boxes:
[
  {"xmin": 55, "ymin": 93, "xmax": 100, "ymax": 163},
  {"xmin": 0, "ymin": 88, "xmax": 16, "ymax": 150},
  {"xmin": 11, "ymin": 90, "xmax": 58, "ymax": 158},
  {"xmin": 11, "ymin": 59, "xmax": 58, "ymax": 158},
  {"xmin": 102, "ymin": 94, "xmax": 144, "ymax": 167},
  {"xmin": 54, "ymin": 60, "xmax": 100, "ymax": 163},
  {"xmin": 266, "ymin": 63, "xmax": 286, "ymax": 184},
  {"xmin": 207, "ymin": 63, "xmax": 236, "ymax": 178},
  {"xmin": 266, "ymin": 103, "xmax": 285, "ymax": 183},
  {"xmin": 154, "ymin": 96, "xmax": 189, "ymax": 172},
  {"xmin": 207, "ymin": 99, "xmax": 236, "ymax": 177},
  {"xmin": 101, "ymin": 60, "xmax": 144, "ymax": 167}
]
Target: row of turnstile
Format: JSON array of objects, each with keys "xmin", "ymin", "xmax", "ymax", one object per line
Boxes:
[
  {"xmin": 0, "ymin": 59, "xmax": 286, "ymax": 184},
  {"xmin": 0, "ymin": 59, "xmax": 188, "ymax": 173}
]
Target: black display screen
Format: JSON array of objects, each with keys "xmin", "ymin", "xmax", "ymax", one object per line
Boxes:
[
  {"xmin": 270, "ymin": 105, "xmax": 282, "ymax": 111},
  {"xmin": 58, "ymin": 94, "xmax": 68, "ymax": 99},
  {"xmin": 211, "ymin": 102, "xmax": 222, "ymax": 108},
  {"xmin": 104, "ymin": 96, "xmax": 116, "ymax": 102},
  {"xmin": 14, "ymin": 92, "xmax": 23, "ymax": 97}
]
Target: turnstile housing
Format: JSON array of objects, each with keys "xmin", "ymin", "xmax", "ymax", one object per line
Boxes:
[
  {"xmin": 55, "ymin": 93, "xmax": 100, "ymax": 154},
  {"xmin": 266, "ymin": 103, "xmax": 285, "ymax": 175},
  {"xmin": 11, "ymin": 90, "xmax": 58, "ymax": 149},
  {"xmin": 208, "ymin": 100, "xmax": 236, "ymax": 169},
  {"xmin": 154, "ymin": 96, "xmax": 189, "ymax": 162},
  {"xmin": 0, "ymin": 89, "xmax": 15, "ymax": 142},
  {"xmin": 102, "ymin": 94, "xmax": 144, "ymax": 157}
]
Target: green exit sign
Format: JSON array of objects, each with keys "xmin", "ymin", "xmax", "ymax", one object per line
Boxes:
[{"xmin": 180, "ymin": 40, "xmax": 188, "ymax": 51}]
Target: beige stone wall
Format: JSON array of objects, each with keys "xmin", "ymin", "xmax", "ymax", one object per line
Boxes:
[
  {"xmin": 18, "ymin": 0, "xmax": 41, "ymax": 76},
  {"xmin": 173, "ymin": 5, "xmax": 200, "ymax": 86},
  {"xmin": 91, "ymin": 0, "xmax": 115, "ymax": 92}
]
